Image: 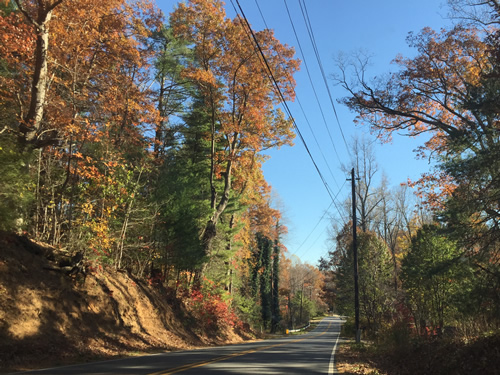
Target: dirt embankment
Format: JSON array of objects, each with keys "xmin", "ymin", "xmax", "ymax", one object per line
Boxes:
[{"xmin": 0, "ymin": 233, "xmax": 252, "ymax": 373}]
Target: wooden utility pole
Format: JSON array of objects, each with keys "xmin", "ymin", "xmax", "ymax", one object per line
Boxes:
[{"xmin": 349, "ymin": 168, "xmax": 361, "ymax": 343}]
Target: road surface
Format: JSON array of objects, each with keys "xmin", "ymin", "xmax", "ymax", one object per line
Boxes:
[{"xmin": 16, "ymin": 316, "xmax": 343, "ymax": 375}]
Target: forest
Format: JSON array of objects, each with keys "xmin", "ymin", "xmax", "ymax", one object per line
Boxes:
[
  {"xmin": 0, "ymin": 0, "xmax": 325, "ymax": 334},
  {"xmin": 0, "ymin": 0, "xmax": 499, "ymax": 351}
]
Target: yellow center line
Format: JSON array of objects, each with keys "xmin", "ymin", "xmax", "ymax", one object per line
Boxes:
[{"xmin": 148, "ymin": 320, "xmax": 334, "ymax": 375}]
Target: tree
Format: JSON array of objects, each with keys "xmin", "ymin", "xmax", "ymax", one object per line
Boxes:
[
  {"xmin": 279, "ymin": 255, "xmax": 326, "ymax": 329},
  {"xmin": 342, "ymin": 136, "xmax": 382, "ymax": 233},
  {"xmin": 10, "ymin": 0, "xmax": 65, "ymax": 148},
  {"xmin": 334, "ymin": 22, "xmax": 500, "ymax": 320},
  {"xmin": 0, "ymin": 2, "xmax": 33, "ymax": 231},
  {"xmin": 340, "ymin": 136, "xmax": 409, "ymax": 291},
  {"xmin": 241, "ymin": 230, "xmax": 284, "ymax": 331},
  {"xmin": 0, "ymin": 0, "xmax": 163, "ymax": 252},
  {"xmin": 170, "ymin": 0, "xmax": 299, "ymax": 272},
  {"xmin": 148, "ymin": 25, "xmax": 192, "ymax": 157},
  {"xmin": 318, "ymin": 255, "xmax": 336, "ymax": 312},
  {"xmin": 447, "ymin": 0, "xmax": 500, "ymax": 27},
  {"xmin": 154, "ymin": 96, "xmax": 213, "ymax": 274},
  {"xmin": 372, "ymin": 179, "xmax": 402, "ymax": 290},
  {"xmin": 332, "ymin": 226, "xmax": 394, "ymax": 332},
  {"xmin": 258, "ymin": 233, "xmax": 273, "ymax": 329},
  {"xmin": 335, "ymin": 25, "xmax": 497, "ymax": 209},
  {"xmin": 270, "ymin": 237, "xmax": 282, "ymax": 333},
  {"xmin": 359, "ymin": 233, "xmax": 394, "ymax": 330},
  {"xmin": 401, "ymin": 224, "xmax": 473, "ymax": 334},
  {"xmin": 0, "ymin": 135, "xmax": 33, "ymax": 231}
]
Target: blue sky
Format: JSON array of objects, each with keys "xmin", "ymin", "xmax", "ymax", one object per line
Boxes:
[{"xmin": 157, "ymin": 0, "xmax": 454, "ymax": 265}]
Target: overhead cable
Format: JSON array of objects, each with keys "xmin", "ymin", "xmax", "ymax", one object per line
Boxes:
[
  {"xmin": 284, "ymin": 0, "xmax": 342, "ymax": 166},
  {"xmin": 299, "ymin": 0, "xmax": 351, "ymax": 156},
  {"xmin": 254, "ymin": 0, "xmax": 340, "ymax": 188},
  {"xmin": 232, "ymin": 0, "xmax": 339, "ymax": 204}
]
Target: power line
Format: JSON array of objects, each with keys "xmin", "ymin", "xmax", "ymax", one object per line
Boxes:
[
  {"xmin": 231, "ymin": 0, "xmax": 352, "ymax": 271},
  {"xmin": 298, "ymin": 0, "xmax": 350, "ymax": 156},
  {"xmin": 253, "ymin": 0, "xmax": 340, "ymax": 189},
  {"xmin": 293, "ymin": 202, "xmax": 333, "ymax": 256},
  {"xmin": 290, "ymin": 180, "xmax": 347, "ymax": 254},
  {"xmin": 283, "ymin": 0, "xmax": 342, "ymax": 166},
  {"xmin": 232, "ymin": 0, "xmax": 339, "ymax": 205},
  {"xmin": 251, "ymin": 0, "xmax": 355, "ymax": 257}
]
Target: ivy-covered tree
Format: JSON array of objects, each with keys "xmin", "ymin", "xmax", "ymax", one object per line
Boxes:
[
  {"xmin": 270, "ymin": 237, "xmax": 282, "ymax": 333},
  {"xmin": 258, "ymin": 234, "xmax": 273, "ymax": 329}
]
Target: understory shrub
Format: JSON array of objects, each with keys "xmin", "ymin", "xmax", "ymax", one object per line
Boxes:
[{"xmin": 185, "ymin": 277, "xmax": 242, "ymax": 332}]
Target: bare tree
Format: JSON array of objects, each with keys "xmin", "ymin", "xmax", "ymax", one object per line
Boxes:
[
  {"xmin": 447, "ymin": 0, "xmax": 500, "ymax": 26},
  {"xmin": 342, "ymin": 135, "xmax": 383, "ymax": 233}
]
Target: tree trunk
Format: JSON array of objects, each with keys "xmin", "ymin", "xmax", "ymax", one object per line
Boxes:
[
  {"xmin": 155, "ymin": 73, "xmax": 165, "ymax": 156},
  {"xmin": 201, "ymin": 146, "xmax": 235, "ymax": 263},
  {"xmin": 15, "ymin": 0, "xmax": 65, "ymax": 148}
]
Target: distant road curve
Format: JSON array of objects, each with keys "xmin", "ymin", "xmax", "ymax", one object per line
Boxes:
[{"xmin": 16, "ymin": 316, "xmax": 343, "ymax": 375}]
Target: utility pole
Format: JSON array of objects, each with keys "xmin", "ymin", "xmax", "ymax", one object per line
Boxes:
[{"xmin": 349, "ymin": 168, "xmax": 361, "ymax": 343}]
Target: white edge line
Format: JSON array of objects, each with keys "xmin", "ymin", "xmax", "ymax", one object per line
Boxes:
[{"xmin": 328, "ymin": 322, "xmax": 341, "ymax": 375}]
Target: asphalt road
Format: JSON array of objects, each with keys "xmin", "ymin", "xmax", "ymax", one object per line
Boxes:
[{"xmin": 16, "ymin": 316, "xmax": 343, "ymax": 375}]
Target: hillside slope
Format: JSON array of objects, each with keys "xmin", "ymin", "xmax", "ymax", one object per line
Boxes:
[{"xmin": 0, "ymin": 233, "xmax": 252, "ymax": 373}]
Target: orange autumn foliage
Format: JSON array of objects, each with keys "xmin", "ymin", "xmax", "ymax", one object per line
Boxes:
[
  {"xmin": 337, "ymin": 26, "xmax": 495, "ymax": 208},
  {"xmin": 0, "ymin": 0, "xmax": 161, "ymax": 147},
  {"xmin": 0, "ymin": 0, "xmax": 162, "ymax": 250},
  {"xmin": 170, "ymin": 0, "xmax": 299, "ymax": 253}
]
